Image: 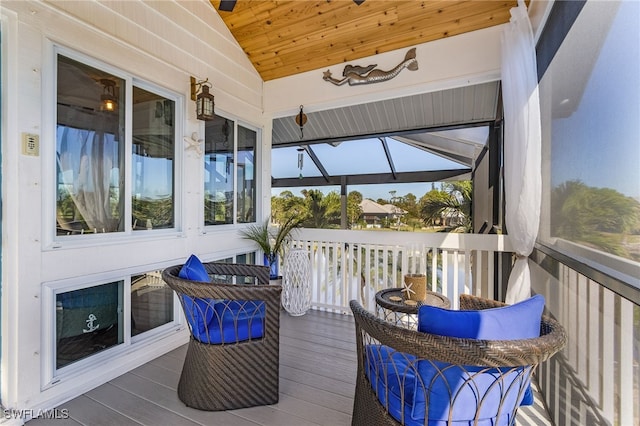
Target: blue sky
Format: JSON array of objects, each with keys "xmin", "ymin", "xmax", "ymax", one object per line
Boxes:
[{"xmin": 271, "ymin": 136, "xmax": 470, "ymax": 200}]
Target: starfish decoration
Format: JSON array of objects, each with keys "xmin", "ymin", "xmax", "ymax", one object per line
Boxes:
[
  {"xmin": 401, "ymin": 282, "xmax": 415, "ymax": 299},
  {"xmin": 184, "ymin": 132, "xmax": 203, "ymax": 157}
]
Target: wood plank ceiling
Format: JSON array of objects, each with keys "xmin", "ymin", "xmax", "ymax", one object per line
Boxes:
[{"xmin": 211, "ymin": 0, "xmax": 518, "ymax": 81}]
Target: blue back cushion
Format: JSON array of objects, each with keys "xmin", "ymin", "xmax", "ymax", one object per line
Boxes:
[
  {"xmin": 178, "ymin": 254, "xmax": 210, "ymax": 282},
  {"xmin": 417, "ymin": 294, "xmax": 544, "ymax": 341},
  {"xmin": 177, "ymin": 255, "xmax": 265, "ymax": 344}
]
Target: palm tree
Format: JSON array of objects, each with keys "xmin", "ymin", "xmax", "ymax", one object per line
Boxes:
[{"xmin": 419, "ymin": 181, "xmax": 472, "ymax": 232}]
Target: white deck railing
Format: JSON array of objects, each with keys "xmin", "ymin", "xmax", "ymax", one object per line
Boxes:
[
  {"xmin": 289, "ymin": 228, "xmax": 513, "ymax": 313},
  {"xmin": 531, "ymin": 252, "xmax": 640, "ymax": 426}
]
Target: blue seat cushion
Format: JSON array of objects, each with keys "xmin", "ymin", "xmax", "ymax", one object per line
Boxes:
[
  {"xmin": 181, "ymin": 297, "xmax": 266, "ymax": 344},
  {"xmin": 411, "ymin": 295, "xmax": 544, "ymax": 419},
  {"xmin": 364, "ymin": 345, "xmax": 526, "ymax": 426},
  {"xmin": 177, "ymin": 255, "xmax": 265, "ymax": 344}
]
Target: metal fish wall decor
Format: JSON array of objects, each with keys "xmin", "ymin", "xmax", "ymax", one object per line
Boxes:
[{"xmin": 323, "ymin": 47, "xmax": 418, "ymax": 86}]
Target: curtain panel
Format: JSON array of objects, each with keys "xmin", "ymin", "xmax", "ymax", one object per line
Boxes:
[{"xmin": 501, "ymin": 0, "xmax": 542, "ymax": 304}]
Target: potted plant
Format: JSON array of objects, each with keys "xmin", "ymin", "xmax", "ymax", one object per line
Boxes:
[{"xmin": 239, "ymin": 215, "xmax": 302, "ymax": 282}]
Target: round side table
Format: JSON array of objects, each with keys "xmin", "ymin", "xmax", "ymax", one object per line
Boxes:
[{"xmin": 375, "ymin": 288, "xmax": 450, "ymax": 329}]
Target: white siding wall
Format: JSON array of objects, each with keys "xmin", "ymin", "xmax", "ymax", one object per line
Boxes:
[{"xmin": 0, "ymin": 0, "xmax": 266, "ymax": 413}]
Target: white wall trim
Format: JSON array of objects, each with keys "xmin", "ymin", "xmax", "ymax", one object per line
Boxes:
[{"xmin": 1, "ymin": 6, "xmax": 21, "ymax": 410}]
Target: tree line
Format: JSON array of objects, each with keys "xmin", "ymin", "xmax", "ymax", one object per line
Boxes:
[
  {"xmin": 271, "ymin": 181, "xmax": 473, "ymax": 232},
  {"xmin": 272, "ymin": 179, "xmax": 640, "ymax": 263}
]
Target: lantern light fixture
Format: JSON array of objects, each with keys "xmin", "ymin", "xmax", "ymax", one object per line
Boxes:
[
  {"xmin": 295, "ymin": 105, "xmax": 307, "ymax": 139},
  {"xmin": 190, "ymin": 76, "xmax": 215, "ymax": 121},
  {"xmin": 100, "ymin": 79, "xmax": 117, "ymax": 112}
]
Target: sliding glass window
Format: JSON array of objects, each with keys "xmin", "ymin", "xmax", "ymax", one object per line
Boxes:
[
  {"xmin": 132, "ymin": 86, "xmax": 175, "ymax": 230},
  {"xmin": 237, "ymin": 125, "xmax": 256, "ymax": 223},
  {"xmin": 56, "ymin": 53, "xmax": 177, "ymax": 236},
  {"xmin": 204, "ymin": 116, "xmax": 258, "ymax": 226},
  {"xmin": 56, "ymin": 56, "xmax": 125, "ymax": 234}
]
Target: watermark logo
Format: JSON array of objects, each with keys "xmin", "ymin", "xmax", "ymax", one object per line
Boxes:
[{"xmin": 3, "ymin": 408, "xmax": 70, "ymax": 420}]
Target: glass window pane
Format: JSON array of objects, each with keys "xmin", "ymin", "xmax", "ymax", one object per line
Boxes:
[
  {"xmin": 237, "ymin": 125, "xmax": 256, "ymax": 223},
  {"xmin": 56, "ymin": 281, "xmax": 124, "ymax": 369},
  {"xmin": 56, "ymin": 55, "xmax": 125, "ymax": 235},
  {"xmin": 204, "ymin": 117, "xmax": 234, "ymax": 225},
  {"xmin": 539, "ymin": 1, "xmax": 640, "ymax": 267},
  {"xmin": 236, "ymin": 252, "xmax": 256, "ymax": 283},
  {"xmin": 131, "ymin": 270, "xmax": 173, "ymax": 336},
  {"xmin": 312, "ymin": 139, "xmax": 389, "ymax": 175},
  {"xmin": 132, "ymin": 87, "xmax": 175, "ymax": 230}
]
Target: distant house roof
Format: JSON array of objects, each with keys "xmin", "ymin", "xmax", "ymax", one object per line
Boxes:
[
  {"xmin": 382, "ymin": 204, "xmax": 407, "ymax": 215},
  {"xmin": 360, "ymin": 199, "xmax": 389, "ymax": 215},
  {"xmin": 360, "ymin": 199, "xmax": 407, "ymax": 216}
]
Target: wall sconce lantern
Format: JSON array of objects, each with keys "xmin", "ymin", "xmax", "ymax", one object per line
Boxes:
[
  {"xmin": 190, "ymin": 76, "xmax": 215, "ymax": 121},
  {"xmin": 100, "ymin": 79, "xmax": 118, "ymax": 112}
]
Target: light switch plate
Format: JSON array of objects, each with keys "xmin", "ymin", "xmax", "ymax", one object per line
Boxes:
[{"xmin": 22, "ymin": 133, "xmax": 39, "ymax": 156}]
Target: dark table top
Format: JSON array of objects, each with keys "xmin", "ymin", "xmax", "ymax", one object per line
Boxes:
[{"xmin": 375, "ymin": 287, "xmax": 451, "ymax": 314}]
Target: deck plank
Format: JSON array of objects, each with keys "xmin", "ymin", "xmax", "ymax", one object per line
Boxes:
[
  {"xmin": 83, "ymin": 383, "xmax": 201, "ymax": 425},
  {"xmin": 279, "ymin": 377, "xmax": 353, "ymax": 414},
  {"xmin": 129, "ymin": 362, "xmax": 180, "ymax": 389},
  {"xmin": 25, "ymin": 309, "xmax": 551, "ymax": 426},
  {"xmin": 29, "ymin": 395, "xmax": 142, "ymax": 426},
  {"xmin": 108, "ymin": 373, "xmax": 260, "ymax": 426}
]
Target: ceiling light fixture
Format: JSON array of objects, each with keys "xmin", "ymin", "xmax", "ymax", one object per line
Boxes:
[
  {"xmin": 190, "ymin": 77, "xmax": 215, "ymax": 121},
  {"xmin": 100, "ymin": 79, "xmax": 117, "ymax": 112}
]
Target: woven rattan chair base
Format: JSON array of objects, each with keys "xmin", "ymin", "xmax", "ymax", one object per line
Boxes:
[
  {"xmin": 178, "ymin": 338, "xmax": 279, "ymax": 411},
  {"xmin": 162, "ymin": 262, "xmax": 281, "ymax": 411},
  {"xmin": 352, "ymin": 372, "xmax": 402, "ymax": 426}
]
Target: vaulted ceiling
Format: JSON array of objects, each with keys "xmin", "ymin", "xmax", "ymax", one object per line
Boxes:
[
  {"xmin": 211, "ymin": 0, "xmax": 518, "ymax": 81},
  {"xmin": 209, "ymin": 1, "xmax": 509, "ymax": 187}
]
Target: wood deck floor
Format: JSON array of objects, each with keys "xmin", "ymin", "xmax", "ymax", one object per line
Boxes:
[{"xmin": 27, "ymin": 309, "xmax": 552, "ymax": 426}]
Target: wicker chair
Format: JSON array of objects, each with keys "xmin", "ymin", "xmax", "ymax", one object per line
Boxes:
[
  {"xmin": 350, "ymin": 294, "xmax": 567, "ymax": 426},
  {"xmin": 162, "ymin": 262, "xmax": 281, "ymax": 411}
]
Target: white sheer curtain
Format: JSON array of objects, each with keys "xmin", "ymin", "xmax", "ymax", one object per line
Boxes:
[
  {"xmin": 58, "ymin": 125, "xmax": 119, "ymax": 233},
  {"xmin": 501, "ymin": 0, "xmax": 542, "ymax": 304}
]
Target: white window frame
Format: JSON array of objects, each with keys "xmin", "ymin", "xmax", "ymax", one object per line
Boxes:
[
  {"xmin": 202, "ymin": 112, "xmax": 262, "ymax": 232},
  {"xmin": 41, "ymin": 264, "xmax": 183, "ymax": 389},
  {"xmin": 43, "ymin": 44, "xmax": 184, "ymax": 250}
]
